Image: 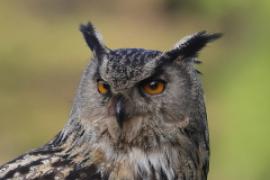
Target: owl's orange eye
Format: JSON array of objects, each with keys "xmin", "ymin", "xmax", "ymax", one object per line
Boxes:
[
  {"xmin": 142, "ymin": 80, "xmax": 165, "ymax": 95},
  {"xmin": 97, "ymin": 80, "xmax": 110, "ymax": 95}
]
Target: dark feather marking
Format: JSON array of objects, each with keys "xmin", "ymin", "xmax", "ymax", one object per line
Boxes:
[
  {"xmin": 148, "ymin": 160, "xmax": 157, "ymax": 179},
  {"xmin": 52, "ymin": 131, "xmax": 64, "ymax": 145},
  {"xmin": 51, "ymin": 159, "xmax": 72, "ymax": 168},
  {"xmin": 182, "ymin": 174, "xmax": 187, "ymax": 180},
  {"xmin": 195, "ymin": 69, "xmax": 202, "ymax": 75},
  {"xmin": 28, "ymin": 146, "xmax": 63, "ymax": 156},
  {"xmin": 51, "ymin": 131, "xmax": 68, "ymax": 146},
  {"xmin": 1, "ymin": 158, "xmax": 44, "ymax": 179},
  {"xmin": 66, "ymin": 164, "xmax": 101, "ymax": 180},
  {"xmin": 80, "ymin": 157, "xmax": 90, "ymax": 165},
  {"xmin": 78, "ymin": 129, "xmax": 85, "ymax": 138},
  {"xmin": 160, "ymin": 168, "xmax": 168, "ymax": 180},
  {"xmin": 202, "ymin": 160, "xmax": 209, "ymax": 180},
  {"xmin": 194, "ymin": 60, "xmax": 202, "ymax": 64}
]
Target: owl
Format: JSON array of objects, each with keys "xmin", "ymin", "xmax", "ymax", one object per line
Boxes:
[{"xmin": 0, "ymin": 22, "xmax": 221, "ymax": 180}]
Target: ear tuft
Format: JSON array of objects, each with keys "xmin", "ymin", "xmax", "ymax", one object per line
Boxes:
[
  {"xmin": 164, "ymin": 31, "xmax": 222, "ymax": 61},
  {"xmin": 177, "ymin": 31, "xmax": 222, "ymax": 58},
  {"xmin": 80, "ymin": 22, "xmax": 108, "ymax": 57}
]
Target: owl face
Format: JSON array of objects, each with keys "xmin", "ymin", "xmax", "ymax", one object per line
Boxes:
[
  {"xmin": 98, "ymin": 48, "xmax": 192, "ymax": 122},
  {"xmin": 79, "ymin": 49, "xmax": 196, "ymax": 144},
  {"xmin": 77, "ymin": 23, "xmax": 221, "ymax": 144}
]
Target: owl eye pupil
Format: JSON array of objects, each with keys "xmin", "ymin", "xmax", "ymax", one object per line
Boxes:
[{"xmin": 149, "ymin": 81, "xmax": 159, "ymax": 89}]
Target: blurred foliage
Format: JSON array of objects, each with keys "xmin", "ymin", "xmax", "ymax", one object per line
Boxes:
[{"xmin": 0, "ymin": 0, "xmax": 269, "ymax": 179}]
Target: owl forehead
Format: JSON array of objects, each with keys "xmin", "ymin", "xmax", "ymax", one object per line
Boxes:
[{"xmin": 101, "ymin": 48, "xmax": 161, "ymax": 90}]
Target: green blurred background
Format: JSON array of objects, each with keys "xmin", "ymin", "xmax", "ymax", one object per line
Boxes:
[{"xmin": 0, "ymin": 0, "xmax": 269, "ymax": 179}]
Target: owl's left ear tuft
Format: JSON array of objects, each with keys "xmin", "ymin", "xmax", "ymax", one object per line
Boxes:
[
  {"xmin": 80, "ymin": 22, "xmax": 108, "ymax": 58},
  {"xmin": 161, "ymin": 31, "xmax": 222, "ymax": 62}
]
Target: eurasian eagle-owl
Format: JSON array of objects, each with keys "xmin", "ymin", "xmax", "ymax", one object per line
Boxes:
[{"xmin": 0, "ymin": 22, "xmax": 221, "ymax": 180}]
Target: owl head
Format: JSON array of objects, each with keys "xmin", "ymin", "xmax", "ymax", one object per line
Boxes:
[{"xmin": 70, "ymin": 22, "xmax": 221, "ymax": 147}]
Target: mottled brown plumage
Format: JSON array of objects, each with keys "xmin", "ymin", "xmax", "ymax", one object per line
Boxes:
[{"xmin": 0, "ymin": 22, "xmax": 221, "ymax": 180}]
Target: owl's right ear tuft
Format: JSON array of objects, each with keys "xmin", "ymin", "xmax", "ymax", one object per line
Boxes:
[
  {"xmin": 174, "ymin": 31, "xmax": 222, "ymax": 59},
  {"xmin": 80, "ymin": 22, "xmax": 108, "ymax": 57},
  {"xmin": 159, "ymin": 31, "xmax": 222, "ymax": 63}
]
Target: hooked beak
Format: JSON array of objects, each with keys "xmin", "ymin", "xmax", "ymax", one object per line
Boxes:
[{"xmin": 115, "ymin": 95, "xmax": 126, "ymax": 128}]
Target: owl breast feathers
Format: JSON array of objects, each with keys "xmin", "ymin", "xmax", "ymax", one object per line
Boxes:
[{"xmin": 0, "ymin": 22, "xmax": 221, "ymax": 180}]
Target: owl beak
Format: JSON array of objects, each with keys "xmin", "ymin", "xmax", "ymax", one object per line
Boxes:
[{"xmin": 115, "ymin": 95, "xmax": 126, "ymax": 128}]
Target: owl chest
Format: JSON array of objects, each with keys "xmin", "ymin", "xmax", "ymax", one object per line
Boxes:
[{"xmin": 93, "ymin": 146, "xmax": 198, "ymax": 180}]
